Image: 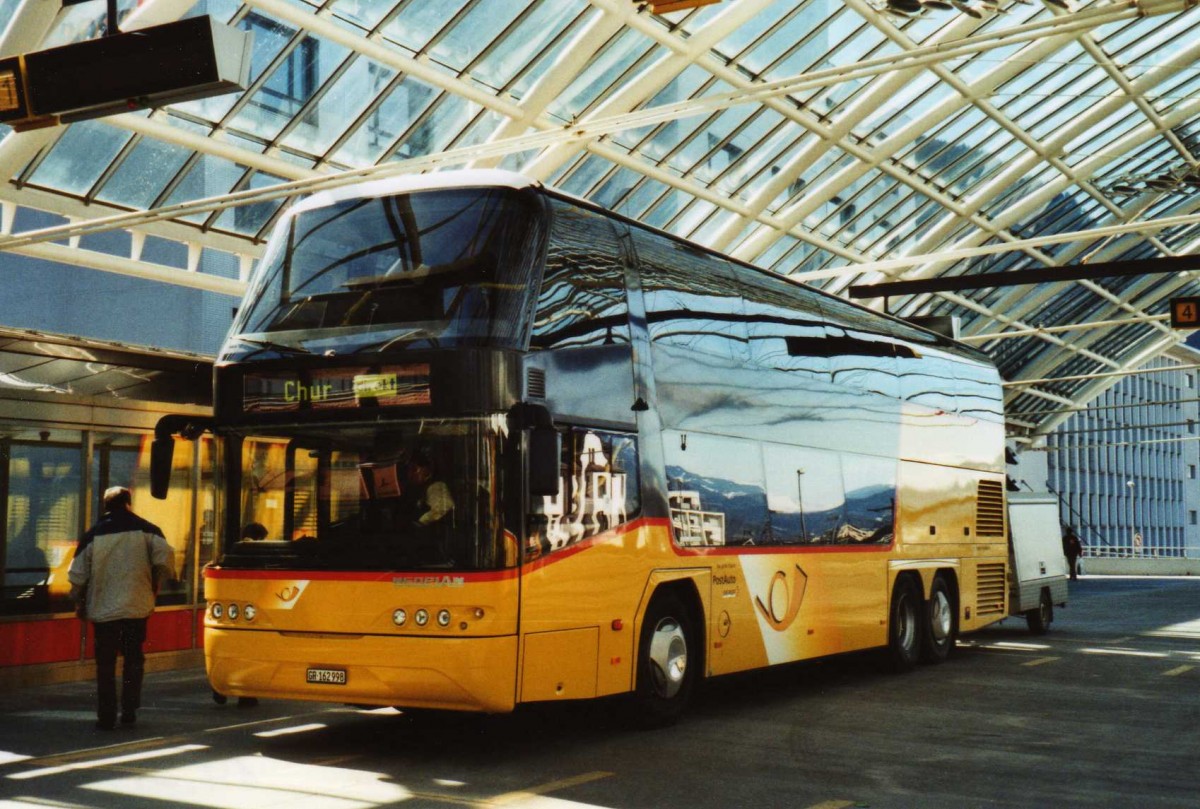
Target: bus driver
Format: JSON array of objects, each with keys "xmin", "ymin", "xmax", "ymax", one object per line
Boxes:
[{"xmin": 401, "ymin": 453, "xmax": 455, "ymax": 562}]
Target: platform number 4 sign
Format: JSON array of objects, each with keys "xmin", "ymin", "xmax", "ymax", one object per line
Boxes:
[{"xmin": 1170, "ymin": 297, "xmax": 1200, "ymax": 329}]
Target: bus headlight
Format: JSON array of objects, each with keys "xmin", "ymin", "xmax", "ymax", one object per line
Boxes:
[
  {"xmin": 437, "ymin": 609, "xmax": 451, "ymax": 627},
  {"xmin": 227, "ymin": 603, "xmax": 239, "ymax": 620},
  {"xmin": 243, "ymin": 604, "xmax": 256, "ymax": 621},
  {"xmin": 392, "ymin": 609, "xmax": 407, "ymax": 626},
  {"xmin": 211, "ymin": 603, "xmax": 223, "ymax": 620},
  {"xmin": 414, "ymin": 609, "xmax": 429, "ymax": 627}
]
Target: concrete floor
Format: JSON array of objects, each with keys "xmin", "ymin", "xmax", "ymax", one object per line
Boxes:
[{"xmin": 2, "ymin": 575, "xmax": 1198, "ymax": 808}]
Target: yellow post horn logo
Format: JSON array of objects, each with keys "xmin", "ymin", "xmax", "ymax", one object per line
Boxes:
[{"xmin": 754, "ymin": 564, "xmax": 807, "ymax": 631}]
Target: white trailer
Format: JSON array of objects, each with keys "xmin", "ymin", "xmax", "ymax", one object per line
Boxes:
[{"xmin": 1007, "ymin": 492, "xmax": 1070, "ymax": 634}]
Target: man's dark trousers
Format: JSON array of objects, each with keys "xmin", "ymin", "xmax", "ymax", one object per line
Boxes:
[{"xmin": 93, "ymin": 618, "xmax": 147, "ymax": 726}]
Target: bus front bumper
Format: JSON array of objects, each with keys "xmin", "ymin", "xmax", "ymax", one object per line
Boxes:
[{"xmin": 205, "ymin": 627, "xmax": 517, "ymax": 713}]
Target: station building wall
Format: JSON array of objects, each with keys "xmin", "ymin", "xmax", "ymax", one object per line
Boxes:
[
  {"xmin": 1046, "ymin": 345, "xmax": 1200, "ymax": 559},
  {"xmin": 0, "ymin": 389, "xmax": 215, "ymax": 689}
]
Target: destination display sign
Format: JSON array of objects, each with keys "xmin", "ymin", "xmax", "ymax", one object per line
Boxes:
[
  {"xmin": 243, "ymin": 364, "xmax": 431, "ymax": 413},
  {"xmin": 0, "ymin": 58, "xmax": 28, "ymax": 123}
]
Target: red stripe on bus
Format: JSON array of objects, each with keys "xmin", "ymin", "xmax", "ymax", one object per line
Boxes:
[
  {"xmin": 522, "ymin": 516, "xmax": 658, "ymax": 572},
  {"xmin": 205, "ymin": 567, "xmax": 520, "ymax": 583}
]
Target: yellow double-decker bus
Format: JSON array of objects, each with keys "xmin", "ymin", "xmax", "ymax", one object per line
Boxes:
[{"xmin": 152, "ymin": 170, "xmax": 1008, "ymax": 725}]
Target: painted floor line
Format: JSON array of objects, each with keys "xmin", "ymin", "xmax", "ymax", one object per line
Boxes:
[
  {"xmin": 2, "ymin": 708, "xmax": 335, "ymax": 771},
  {"xmin": 489, "ymin": 771, "xmax": 614, "ymax": 805},
  {"xmin": 7, "ymin": 743, "xmax": 207, "ymax": 781},
  {"xmin": 1163, "ymin": 665, "xmax": 1194, "ymax": 677},
  {"xmin": 1, "ymin": 737, "xmax": 168, "ymax": 769},
  {"xmin": 1022, "ymin": 656, "xmax": 1061, "ymax": 667}
]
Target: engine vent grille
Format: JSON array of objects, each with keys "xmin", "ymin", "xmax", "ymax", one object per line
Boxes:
[
  {"xmin": 975, "ymin": 479, "xmax": 1005, "ymax": 537},
  {"xmin": 527, "ymin": 368, "xmax": 546, "ymax": 399},
  {"xmin": 976, "ymin": 562, "xmax": 1007, "ymax": 616}
]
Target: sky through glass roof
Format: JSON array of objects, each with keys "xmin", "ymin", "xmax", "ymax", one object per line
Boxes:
[{"xmin": 1, "ymin": 0, "xmax": 1200, "ymax": 442}]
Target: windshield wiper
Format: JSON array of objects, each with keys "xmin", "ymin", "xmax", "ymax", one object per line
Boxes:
[
  {"xmin": 234, "ymin": 337, "xmax": 313, "ymax": 359},
  {"xmin": 347, "ymin": 328, "xmax": 439, "ymax": 354}
]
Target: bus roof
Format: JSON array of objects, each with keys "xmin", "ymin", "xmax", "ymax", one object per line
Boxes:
[{"xmin": 291, "ymin": 169, "xmax": 539, "ymax": 217}]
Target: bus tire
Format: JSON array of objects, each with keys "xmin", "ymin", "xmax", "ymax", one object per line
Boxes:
[
  {"xmin": 920, "ymin": 574, "xmax": 956, "ymax": 664},
  {"xmin": 633, "ymin": 590, "xmax": 697, "ymax": 728},
  {"xmin": 888, "ymin": 575, "xmax": 922, "ymax": 673},
  {"xmin": 1025, "ymin": 589, "xmax": 1053, "ymax": 635}
]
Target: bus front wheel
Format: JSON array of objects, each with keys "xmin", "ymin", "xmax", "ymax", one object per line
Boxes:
[
  {"xmin": 633, "ymin": 591, "xmax": 697, "ymax": 727},
  {"xmin": 888, "ymin": 576, "xmax": 922, "ymax": 672}
]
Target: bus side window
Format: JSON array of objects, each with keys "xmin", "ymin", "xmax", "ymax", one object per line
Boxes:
[
  {"xmin": 762, "ymin": 444, "xmax": 845, "ymax": 546},
  {"xmin": 841, "ymin": 454, "xmax": 896, "ymax": 545},
  {"xmin": 531, "ymin": 201, "xmax": 631, "ymax": 349},
  {"xmin": 664, "ymin": 431, "xmax": 767, "ymax": 547},
  {"xmin": 540, "ymin": 428, "xmax": 639, "ymax": 552}
]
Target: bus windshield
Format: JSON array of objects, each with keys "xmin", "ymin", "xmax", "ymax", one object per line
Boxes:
[
  {"xmin": 230, "ymin": 188, "xmax": 544, "ymax": 356},
  {"xmin": 221, "ymin": 418, "xmax": 515, "ymax": 572}
]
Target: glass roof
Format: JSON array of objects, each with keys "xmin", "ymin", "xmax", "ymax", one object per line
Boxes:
[{"xmin": 2, "ymin": 0, "xmax": 1200, "ymax": 443}]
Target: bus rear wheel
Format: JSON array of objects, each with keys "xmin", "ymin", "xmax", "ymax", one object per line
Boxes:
[
  {"xmin": 888, "ymin": 576, "xmax": 922, "ymax": 672},
  {"xmin": 920, "ymin": 575, "xmax": 956, "ymax": 664},
  {"xmin": 633, "ymin": 591, "xmax": 697, "ymax": 728}
]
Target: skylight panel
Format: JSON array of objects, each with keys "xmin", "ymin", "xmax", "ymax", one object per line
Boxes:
[
  {"xmin": 229, "ymin": 34, "xmax": 351, "ymax": 143},
  {"xmin": 27, "ymin": 120, "xmax": 132, "ymax": 196},
  {"xmin": 157, "ymin": 152, "xmax": 247, "ymax": 224},
  {"xmin": 380, "ymin": 2, "xmax": 469, "ymax": 56},
  {"xmin": 210, "ymin": 171, "xmax": 289, "ymax": 237},
  {"xmin": 95, "ymin": 137, "xmax": 194, "ymax": 210},
  {"xmin": 431, "ymin": 0, "xmax": 529, "ymax": 72},
  {"xmin": 281, "ymin": 57, "xmax": 397, "ymax": 158},
  {"xmin": 330, "ymin": 78, "xmax": 437, "ymax": 167},
  {"xmin": 469, "ymin": 1, "xmax": 586, "ymax": 90},
  {"xmin": 327, "ymin": 0, "xmax": 397, "ymax": 31},
  {"xmin": 545, "ymin": 27, "xmax": 656, "ymax": 123}
]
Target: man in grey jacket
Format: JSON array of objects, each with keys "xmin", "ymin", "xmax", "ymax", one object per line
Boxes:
[{"xmin": 69, "ymin": 487, "xmax": 176, "ymax": 730}]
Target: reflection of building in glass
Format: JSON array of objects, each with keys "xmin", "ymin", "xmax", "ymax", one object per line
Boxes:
[
  {"xmin": 1045, "ymin": 345, "xmax": 1200, "ymax": 558},
  {"xmin": 542, "ymin": 430, "xmax": 632, "ymax": 550},
  {"xmin": 668, "ymin": 491, "xmax": 726, "ymax": 547}
]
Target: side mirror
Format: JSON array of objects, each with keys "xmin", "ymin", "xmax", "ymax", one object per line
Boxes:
[
  {"xmin": 150, "ymin": 437, "xmax": 175, "ymax": 499},
  {"xmin": 528, "ymin": 426, "xmax": 560, "ymax": 498},
  {"xmin": 149, "ymin": 414, "xmax": 215, "ymax": 499}
]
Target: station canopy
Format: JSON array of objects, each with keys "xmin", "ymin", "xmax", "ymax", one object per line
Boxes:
[{"xmin": 2, "ymin": 0, "xmax": 1200, "ymax": 446}]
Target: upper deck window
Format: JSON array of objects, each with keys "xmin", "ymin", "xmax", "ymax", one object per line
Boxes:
[{"xmin": 228, "ymin": 187, "xmax": 545, "ymax": 358}]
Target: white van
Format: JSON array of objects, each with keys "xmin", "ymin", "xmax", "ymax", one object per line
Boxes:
[{"xmin": 1007, "ymin": 492, "xmax": 1070, "ymax": 634}]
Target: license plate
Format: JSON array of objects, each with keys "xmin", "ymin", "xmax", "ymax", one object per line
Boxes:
[{"xmin": 306, "ymin": 667, "xmax": 347, "ymax": 685}]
